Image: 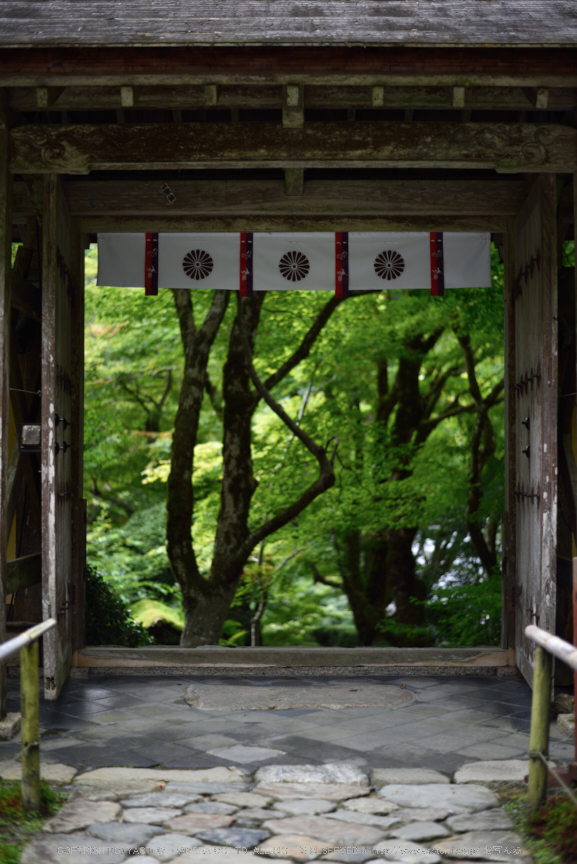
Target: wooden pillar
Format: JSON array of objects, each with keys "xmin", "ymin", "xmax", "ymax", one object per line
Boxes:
[
  {"xmin": 69, "ymin": 226, "xmax": 85, "ymax": 651},
  {"xmin": 42, "ymin": 174, "xmax": 74, "ymax": 698},
  {"xmin": 502, "ymin": 217, "xmax": 517, "ymax": 653},
  {"xmin": 0, "ymin": 95, "xmax": 12, "ymax": 719}
]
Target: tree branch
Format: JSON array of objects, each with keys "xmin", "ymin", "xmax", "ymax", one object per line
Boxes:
[
  {"xmin": 231, "ymin": 293, "xmax": 338, "ymax": 571},
  {"xmin": 310, "ymin": 560, "xmax": 342, "ymax": 589},
  {"xmin": 258, "ymin": 295, "xmax": 343, "ymax": 401}
]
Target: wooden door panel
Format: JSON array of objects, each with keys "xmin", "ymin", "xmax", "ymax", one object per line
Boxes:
[{"xmin": 514, "ymin": 174, "xmax": 558, "ymax": 686}]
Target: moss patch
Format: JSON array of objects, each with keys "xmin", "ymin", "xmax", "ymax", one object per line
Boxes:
[
  {"xmin": 0, "ymin": 780, "xmax": 69, "ymax": 864},
  {"xmin": 503, "ymin": 790, "xmax": 577, "ymax": 864}
]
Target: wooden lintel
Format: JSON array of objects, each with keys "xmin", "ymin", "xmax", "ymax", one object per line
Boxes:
[
  {"xmin": 8, "ymin": 84, "xmax": 577, "ymax": 115},
  {"xmin": 6, "ymin": 553, "xmax": 42, "ymax": 594},
  {"xmin": 36, "ymin": 86, "xmax": 65, "ymax": 108},
  {"xmin": 55, "ymin": 178, "xmax": 529, "ymax": 218},
  {"xmin": 10, "ymin": 271, "xmax": 41, "ymax": 323},
  {"xmin": 79, "ymin": 214, "xmax": 507, "ymax": 234},
  {"xmin": 10, "ymin": 121, "xmax": 577, "ymax": 174}
]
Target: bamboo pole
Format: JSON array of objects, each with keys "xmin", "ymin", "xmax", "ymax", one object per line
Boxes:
[
  {"xmin": 20, "ymin": 639, "xmax": 40, "ymax": 811},
  {"xmin": 527, "ymin": 645, "xmax": 552, "ymax": 812}
]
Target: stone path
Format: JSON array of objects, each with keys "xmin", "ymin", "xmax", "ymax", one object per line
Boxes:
[
  {"xmin": 2, "ymin": 673, "xmax": 572, "ymax": 862},
  {"xmin": 19, "ymin": 761, "xmax": 533, "ymax": 863}
]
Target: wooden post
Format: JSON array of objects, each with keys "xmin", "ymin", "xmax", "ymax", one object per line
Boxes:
[
  {"xmin": 527, "ymin": 645, "xmax": 552, "ymax": 812},
  {"xmin": 502, "ymin": 218, "xmax": 517, "ymax": 653},
  {"xmin": 20, "ymin": 639, "xmax": 40, "ymax": 811},
  {"xmin": 0, "ymin": 93, "xmax": 12, "ymax": 720}
]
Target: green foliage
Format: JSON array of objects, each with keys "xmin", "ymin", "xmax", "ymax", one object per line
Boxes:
[
  {"xmin": 85, "ymin": 564, "xmax": 153, "ymax": 646},
  {"xmin": 131, "ymin": 598, "xmax": 184, "ymax": 630},
  {"xmin": 86, "ymin": 241, "xmax": 505, "ymax": 647},
  {"xmin": 0, "ymin": 780, "xmax": 68, "ymax": 864},
  {"xmin": 505, "ymin": 793, "xmax": 577, "ymax": 864}
]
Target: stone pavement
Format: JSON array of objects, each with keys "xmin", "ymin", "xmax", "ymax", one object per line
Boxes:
[
  {"xmin": 1, "ymin": 673, "xmax": 573, "ymax": 862},
  {"xmin": 18, "ymin": 762, "xmax": 533, "ymax": 863},
  {"xmin": 0, "ymin": 673, "xmax": 573, "ymax": 774}
]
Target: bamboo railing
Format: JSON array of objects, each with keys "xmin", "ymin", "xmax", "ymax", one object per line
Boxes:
[{"xmin": 0, "ymin": 618, "xmax": 56, "ymax": 810}]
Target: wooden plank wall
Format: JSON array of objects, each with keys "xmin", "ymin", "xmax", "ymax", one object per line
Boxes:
[{"xmin": 514, "ymin": 175, "xmax": 558, "ymax": 686}]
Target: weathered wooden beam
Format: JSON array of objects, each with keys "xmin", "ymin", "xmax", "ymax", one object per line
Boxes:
[
  {"xmin": 6, "ymin": 553, "xmax": 42, "ymax": 594},
  {"xmin": 284, "ymin": 169, "xmax": 304, "ymax": 197},
  {"xmin": 452, "ymin": 86, "xmax": 466, "ymax": 109},
  {"xmin": 10, "ymin": 271, "xmax": 41, "ymax": 323},
  {"xmin": 35, "ymin": 87, "xmax": 64, "ymax": 109},
  {"xmin": 523, "ymin": 87, "xmax": 550, "ymax": 110},
  {"xmin": 79, "ymin": 214, "xmax": 507, "ymax": 234},
  {"xmin": 8, "ymin": 84, "xmax": 577, "ymax": 114},
  {"xmin": 10, "ymin": 121, "xmax": 577, "ymax": 174},
  {"xmin": 283, "ymin": 84, "xmax": 304, "ymax": 129},
  {"xmin": 120, "ymin": 85, "xmax": 140, "ymax": 108},
  {"xmin": 204, "ymin": 84, "xmax": 220, "ymax": 107},
  {"xmin": 55, "ymin": 178, "xmax": 529, "ymax": 217}
]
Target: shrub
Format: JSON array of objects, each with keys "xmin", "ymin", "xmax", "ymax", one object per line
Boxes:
[{"xmin": 85, "ymin": 564, "xmax": 153, "ymax": 646}]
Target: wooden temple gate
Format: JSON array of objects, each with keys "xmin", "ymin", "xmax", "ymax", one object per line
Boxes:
[{"xmin": 0, "ymin": 1, "xmax": 576, "ymax": 703}]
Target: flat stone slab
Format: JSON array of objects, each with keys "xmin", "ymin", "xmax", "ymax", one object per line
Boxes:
[
  {"xmin": 263, "ymin": 814, "xmax": 386, "ymax": 846},
  {"xmin": 0, "ymin": 712, "xmax": 21, "ymax": 741},
  {"xmin": 216, "ymin": 791, "xmax": 272, "ymax": 808},
  {"xmin": 211, "ymin": 745, "xmax": 286, "ymax": 763},
  {"xmin": 185, "ymin": 682, "xmax": 414, "ymax": 711},
  {"xmin": 142, "ymin": 833, "xmax": 202, "ymax": 862},
  {"xmin": 74, "ymin": 766, "xmax": 244, "ymax": 787},
  {"xmin": 195, "ymin": 826, "xmax": 270, "ymax": 847},
  {"xmin": 372, "ymin": 769, "xmax": 450, "ymax": 787},
  {"xmin": 379, "ymin": 784, "xmax": 498, "ymax": 814},
  {"xmin": 432, "ymin": 830, "xmax": 528, "ymax": 861},
  {"xmin": 236, "ymin": 807, "xmax": 280, "ymax": 821},
  {"xmin": 392, "ymin": 808, "xmax": 451, "ymax": 823},
  {"xmin": 257, "ymin": 833, "xmax": 325, "ymax": 860},
  {"xmin": 166, "ymin": 812, "xmax": 236, "ymax": 833},
  {"xmin": 185, "ymin": 801, "xmax": 238, "ymax": 814},
  {"xmin": 446, "ymin": 809, "xmax": 514, "ymax": 833},
  {"xmin": 391, "ymin": 821, "xmax": 451, "ymax": 842},
  {"xmin": 20, "ymin": 834, "xmax": 131, "ymax": 864},
  {"xmin": 325, "ymin": 810, "xmax": 402, "ymax": 831},
  {"xmin": 453, "ymin": 760, "xmax": 529, "ymax": 789},
  {"xmin": 273, "ymin": 799, "xmax": 337, "ymax": 815},
  {"xmin": 370, "ymin": 839, "xmax": 442, "ymax": 862},
  {"xmin": 166, "ymin": 781, "xmax": 249, "ymax": 795},
  {"xmin": 87, "ymin": 821, "xmax": 164, "ymax": 844},
  {"xmin": 0, "ymin": 760, "xmax": 77, "ymax": 783},
  {"xmin": 256, "ymin": 763, "xmax": 368, "ymax": 786},
  {"xmin": 255, "ymin": 782, "xmax": 371, "ymax": 801},
  {"xmin": 344, "ymin": 799, "xmax": 400, "ymax": 815},
  {"xmin": 43, "ymin": 798, "xmax": 121, "ymax": 833},
  {"xmin": 123, "ymin": 806, "xmax": 183, "ymax": 823},
  {"xmin": 121, "ymin": 791, "xmax": 197, "ymax": 808}
]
